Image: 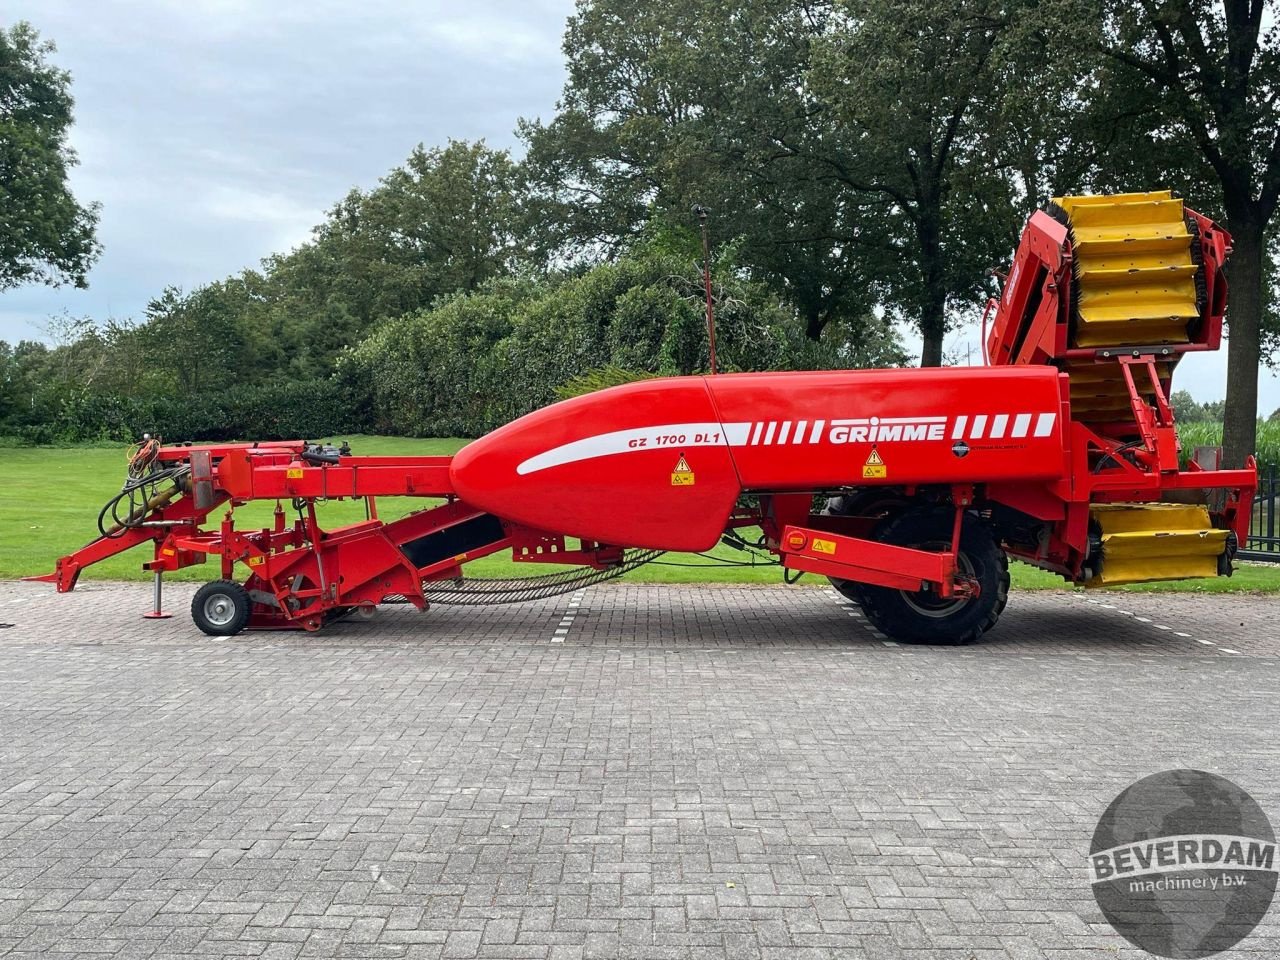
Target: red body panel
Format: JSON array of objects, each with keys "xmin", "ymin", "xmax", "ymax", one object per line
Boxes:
[
  {"xmin": 705, "ymin": 367, "xmax": 1067, "ymax": 488},
  {"xmin": 450, "ymin": 378, "xmax": 742, "ymax": 551},
  {"xmin": 450, "ymin": 367, "xmax": 1068, "ymax": 552}
]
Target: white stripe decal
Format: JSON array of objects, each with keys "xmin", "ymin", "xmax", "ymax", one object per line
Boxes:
[
  {"xmin": 517, "ymin": 422, "xmax": 745, "ymax": 475},
  {"xmin": 1034, "ymin": 412, "xmax": 1057, "ymax": 437},
  {"xmin": 516, "ymin": 410, "xmax": 1059, "ymax": 475}
]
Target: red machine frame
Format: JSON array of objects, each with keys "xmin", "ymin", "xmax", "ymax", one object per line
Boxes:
[{"xmin": 31, "ymin": 419, "xmax": 1254, "ymax": 632}]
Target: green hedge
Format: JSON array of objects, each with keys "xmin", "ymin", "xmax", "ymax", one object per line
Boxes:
[
  {"xmin": 4, "ymin": 251, "xmax": 908, "ymax": 444},
  {"xmin": 338, "ymin": 254, "xmax": 907, "ymax": 437},
  {"xmin": 9, "ymin": 379, "xmax": 365, "ymax": 444}
]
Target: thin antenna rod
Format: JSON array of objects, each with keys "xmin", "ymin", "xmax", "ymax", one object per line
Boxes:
[{"xmin": 693, "ymin": 204, "xmax": 717, "ymax": 375}]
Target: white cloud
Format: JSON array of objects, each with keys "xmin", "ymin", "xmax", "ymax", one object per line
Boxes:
[{"xmin": 2, "ymin": 0, "xmax": 573, "ymax": 336}]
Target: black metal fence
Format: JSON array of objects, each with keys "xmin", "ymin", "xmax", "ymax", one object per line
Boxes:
[{"xmin": 1242, "ymin": 462, "xmax": 1280, "ymax": 561}]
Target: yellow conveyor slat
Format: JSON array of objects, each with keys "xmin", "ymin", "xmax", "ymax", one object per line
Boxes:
[
  {"xmin": 1054, "ymin": 190, "xmax": 1198, "ymax": 350},
  {"xmin": 1053, "ymin": 190, "xmax": 1201, "ymax": 420}
]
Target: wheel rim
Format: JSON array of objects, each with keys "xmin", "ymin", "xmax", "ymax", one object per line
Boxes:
[
  {"xmin": 899, "ymin": 547, "xmax": 976, "ymax": 619},
  {"xmin": 203, "ymin": 593, "xmax": 238, "ymax": 627}
]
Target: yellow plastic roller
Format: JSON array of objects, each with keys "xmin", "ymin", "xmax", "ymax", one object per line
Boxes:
[{"xmin": 1086, "ymin": 503, "xmax": 1229, "ymax": 587}]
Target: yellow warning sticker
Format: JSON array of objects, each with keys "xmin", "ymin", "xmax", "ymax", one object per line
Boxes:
[
  {"xmin": 671, "ymin": 454, "xmax": 695, "ymax": 486},
  {"xmin": 812, "ymin": 537, "xmax": 837, "ymax": 555},
  {"xmin": 862, "ymin": 446, "xmax": 887, "ymax": 479},
  {"xmin": 247, "ymin": 555, "xmax": 264, "ymax": 567},
  {"xmin": 286, "ymin": 467, "xmax": 304, "ymax": 479}
]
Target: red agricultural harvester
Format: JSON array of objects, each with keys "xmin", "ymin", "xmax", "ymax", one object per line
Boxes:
[{"xmin": 35, "ymin": 191, "xmax": 1257, "ymax": 643}]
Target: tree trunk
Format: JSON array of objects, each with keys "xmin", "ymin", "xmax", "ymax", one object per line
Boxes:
[
  {"xmin": 803, "ymin": 302, "xmax": 826, "ymax": 341},
  {"xmin": 916, "ymin": 196, "xmax": 946, "ymax": 367},
  {"xmin": 918, "ymin": 258, "xmax": 947, "ymax": 366},
  {"xmin": 919, "ymin": 306, "xmax": 945, "ymax": 367},
  {"xmin": 1221, "ymin": 217, "xmax": 1263, "ymax": 469}
]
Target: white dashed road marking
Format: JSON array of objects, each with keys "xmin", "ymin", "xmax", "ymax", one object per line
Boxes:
[
  {"xmin": 828, "ymin": 589, "xmax": 897, "ymax": 647},
  {"xmin": 551, "ymin": 591, "xmax": 586, "ymax": 643},
  {"xmin": 831, "ymin": 587, "xmax": 1246, "ymax": 656},
  {"xmin": 1076, "ymin": 594, "xmax": 1245, "ymax": 654}
]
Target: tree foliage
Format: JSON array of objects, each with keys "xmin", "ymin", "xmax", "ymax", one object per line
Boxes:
[
  {"xmin": 1171, "ymin": 389, "xmax": 1227, "ymax": 423},
  {"xmin": 806, "ymin": 0, "xmax": 1027, "ymax": 365},
  {"xmin": 521, "ymin": 0, "xmax": 887, "ymax": 343},
  {"xmin": 521, "ymin": 0, "xmax": 1087, "ymax": 364},
  {"xmin": 241, "ymin": 140, "xmax": 524, "ymax": 378},
  {"xmin": 0, "ymin": 22, "xmax": 99, "ymax": 290}
]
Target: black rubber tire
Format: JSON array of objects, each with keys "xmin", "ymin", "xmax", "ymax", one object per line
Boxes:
[
  {"xmin": 191, "ymin": 580, "xmax": 252, "ymax": 637},
  {"xmin": 858, "ymin": 508, "xmax": 1009, "ymax": 645},
  {"xmin": 822, "ymin": 491, "xmax": 910, "ymax": 605}
]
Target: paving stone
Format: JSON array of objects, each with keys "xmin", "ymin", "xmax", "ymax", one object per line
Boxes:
[{"xmin": 0, "ymin": 579, "xmax": 1275, "ymax": 958}]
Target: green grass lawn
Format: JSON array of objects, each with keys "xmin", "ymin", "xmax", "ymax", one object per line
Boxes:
[{"xmin": 1, "ymin": 435, "xmax": 1276, "ymax": 594}]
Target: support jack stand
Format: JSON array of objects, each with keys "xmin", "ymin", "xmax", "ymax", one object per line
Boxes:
[{"xmin": 143, "ymin": 571, "xmax": 172, "ymax": 620}]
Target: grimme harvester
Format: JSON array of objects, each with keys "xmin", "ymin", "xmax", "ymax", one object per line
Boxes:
[{"xmin": 34, "ymin": 191, "xmax": 1257, "ymax": 643}]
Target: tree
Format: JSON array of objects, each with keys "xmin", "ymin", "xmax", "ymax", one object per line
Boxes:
[
  {"xmin": 1171, "ymin": 389, "xmax": 1228, "ymax": 423},
  {"xmin": 1088, "ymin": 0, "xmax": 1280, "ymax": 466},
  {"xmin": 141, "ymin": 287, "xmax": 247, "ymax": 394},
  {"xmin": 0, "ymin": 338, "xmax": 54, "ymax": 431},
  {"xmin": 522, "ymin": 0, "xmax": 1081, "ymax": 364},
  {"xmin": 520, "ymin": 0, "xmax": 880, "ymax": 342},
  {"xmin": 250, "ymin": 140, "xmax": 522, "ymax": 376},
  {"xmin": 806, "ymin": 0, "xmax": 1043, "ymax": 365},
  {"xmin": 521, "ymin": 0, "xmax": 939, "ymax": 346},
  {"xmin": 0, "ymin": 22, "xmax": 99, "ymax": 290},
  {"xmin": 1171, "ymin": 388, "xmax": 1206, "ymax": 422}
]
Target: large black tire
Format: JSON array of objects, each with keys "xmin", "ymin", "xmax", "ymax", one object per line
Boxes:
[
  {"xmin": 858, "ymin": 508, "xmax": 1009, "ymax": 645},
  {"xmin": 822, "ymin": 491, "xmax": 910, "ymax": 604},
  {"xmin": 191, "ymin": 580, "xmax": 251, "ymax": 637}
]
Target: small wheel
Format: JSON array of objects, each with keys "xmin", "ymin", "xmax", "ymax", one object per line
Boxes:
[
  {"xmin": 191, "ymin": 580, "xmax": 251, "ymax": 637},
  {"xmin": 858, "ymin": 508, "xmax": 1009, "ymax": 645}
]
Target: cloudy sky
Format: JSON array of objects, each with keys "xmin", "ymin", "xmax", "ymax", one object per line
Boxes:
[
  {"xmin": 3, "ymin": 0, "xmax": 573, "ymax": 333},
  {"xmin": 5, "ymin": 0, "xmax": 1277, "ymax": 413}
]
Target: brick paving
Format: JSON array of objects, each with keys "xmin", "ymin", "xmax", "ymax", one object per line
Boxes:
[{"xmin": 0, "ymin": 578, "xmax": 1276, "ymax": 958}]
